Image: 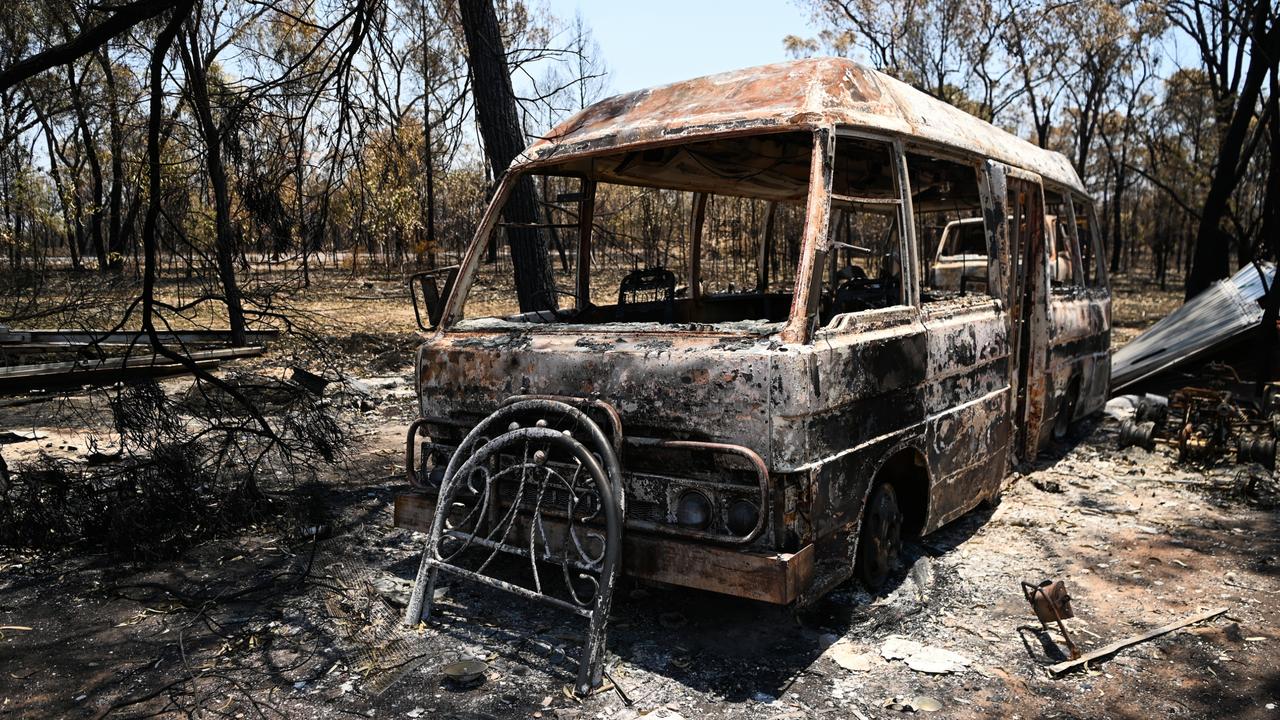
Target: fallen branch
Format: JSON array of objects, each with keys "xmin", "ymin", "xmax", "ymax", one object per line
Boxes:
[
  {"xmin": 0, "ymin": 327, "xmax": 279, "ymax": 349},
  {"xmin": 1048, "ymin": 606, "xmax": 1229, "ymax": 675}
]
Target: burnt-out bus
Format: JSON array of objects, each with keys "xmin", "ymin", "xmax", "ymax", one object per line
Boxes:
[{"xmin": 396, "ymin": 58, "xmax": 1110, "ymax": 691}]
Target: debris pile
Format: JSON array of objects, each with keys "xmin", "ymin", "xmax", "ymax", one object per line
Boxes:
[
  {"xmin": 0, "ymin": 376, "xmax": 347, "ymax": 557},
  {"xmin": 1114, "ymin": 382, "xmax": 1278, "ymax": 469}
]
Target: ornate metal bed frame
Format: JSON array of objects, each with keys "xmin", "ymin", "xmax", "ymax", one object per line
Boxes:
[{"xmin": 403, "ymin": 398, "xmax": 624, "ymax": 694}]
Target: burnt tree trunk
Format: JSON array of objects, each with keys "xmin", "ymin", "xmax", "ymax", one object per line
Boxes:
[
  {"xmin": 1259, "ymin": 70, "xmax": 1280, "ymax": 387},
  {"xmin": 458, "ymin": 0, "xmax": 555, "ymax": 312},
  {"xmin": 421, "ymin": 3, "xmax": 437, "ymax": 269},
  {"xmin": 1111, "ymin": 160, "xmax": 1126, "ymax": 275},
  {"xmin": 96, "ymin": 48, "xmax": 125, "ymax": 272},
  {"xmin": 179, "ymin": 28, "xmax": 248, "ymax": 346},
  {"xmin": 31, "ymin": 98, "xmax": 82, "ymax": 270},
  {"xmin": 1188, "ymin": 2, "xmax": 1280, "ymax": 299},
  {"xmin": 67, "ymin": 64, "xmax": 108, "ymax": 270},
  {"xmin": 296, "ymin": 118, "xmax": 310, "ymax": 287}
]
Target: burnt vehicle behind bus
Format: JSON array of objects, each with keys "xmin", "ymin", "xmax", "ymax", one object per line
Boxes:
[{"xmin": 395, "ymin": 58, "xmax": 1111, "ymax": 692}]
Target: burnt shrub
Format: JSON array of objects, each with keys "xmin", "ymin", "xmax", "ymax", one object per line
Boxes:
[{"xmin": 0, "ymin": 379, "xmax": 349, "ymax": 559}]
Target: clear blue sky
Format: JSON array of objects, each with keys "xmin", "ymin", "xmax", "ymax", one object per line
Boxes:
[{"xmin": 542, "ymin": 0, "xmax": 816, "ymax": 96}]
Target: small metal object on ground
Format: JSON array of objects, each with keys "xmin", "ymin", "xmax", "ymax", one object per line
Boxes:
[
  {"xmin": 1239, "ymin": 434, "xmax": 1277, "ymax": 469},
  {"xmin": 289, "ymin": 366, "xmax": 331, "ymax": 395},
  {"xmin": 882, "ymin": 695, "xmax": 942, "ymax": 713},
  {"xmin": 1022, "ymin": 579, "xmax": 1080, "ymax": 660},
  {"xmin": 1117, "ymin": 419, "xmax": 1157, "ymax": 451},
  {"xmin": 441, "ymin": 659, "xmax": 488, "ymax": 687},
  {"xmin": 602, "ymin": 665, "xmax": 632, "ymax": 706}
]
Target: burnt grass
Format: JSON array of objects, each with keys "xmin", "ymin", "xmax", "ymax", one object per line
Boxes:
[{"xmin": 1, "ymin": 361, "xmax": 1278, "ymax": 717}]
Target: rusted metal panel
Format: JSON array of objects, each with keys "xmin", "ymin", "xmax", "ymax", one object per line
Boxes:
[
  {"xmin": 783, "ymin": 127, "xmax": 835, "ymax": 344},
  {"xmin": 415, "ymin": 332, "xmax": 776, "ymax": 461},
  {"xmin": 622, "ymin": 535, "xmax": 814, "ymax": 605},
  {"xmin": 918, "ymin": 297, "xmax": 1011, "ymax": 525},
  {"xmin": 1040, "ymin": 191, "xmax": 1112, "ymax": 430},
  {"xmin": 1044, "ymin": 290, "xmax": 1111, "ymax": 437},
  {"xmin": 520, "ymin": 58, "xmax": 1085, "ymax": 197},
  {"xmin": 1004, "ymin": 172, "xmax": 1051, "ymax": 460},
  {"xmin": 1080, "ymin": 291, "xmax": 1113, "ymax": 417},
  {"xmin": 776, "ymin": 307, "xmax": 929, "ymax": 471}
]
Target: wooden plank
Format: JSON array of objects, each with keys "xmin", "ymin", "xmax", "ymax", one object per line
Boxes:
[
  {"xmin": 394, "ymin": 492, "xmax": 437, "ymax": 530},
  {"xmin": 0, "ymin": 347, "xmax": 262, "ymax": 393},
  {"xmin": 1047, "ymin": 606, "xmax": 1230, "ymax": 675},
  {"xmin": 392, "ymin": 493, "xmax": 813, "ymax": 605},
  {"xmin": 0, "ymin": 347, "xmax": 263, "ymax": 378},
  {"xmin": 0, "ymin": 328, "xmax": 278, "ymax": 347}
]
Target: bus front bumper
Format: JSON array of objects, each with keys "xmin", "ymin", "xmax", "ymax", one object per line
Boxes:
[{"xmin": 393, "ymin": 493, "xmax": 814, "ymax": 605}]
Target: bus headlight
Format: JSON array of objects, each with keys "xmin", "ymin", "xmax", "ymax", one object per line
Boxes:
[
  {"xmin": 675, "ymin": 491, "xmax": 712, "ymax": 529},
  {"xmin": 727, "ymin": 499, "xmax": 759, "ymax": 536}
]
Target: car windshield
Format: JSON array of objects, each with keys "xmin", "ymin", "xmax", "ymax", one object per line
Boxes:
[{"xmin": 453, "ymin": 132, "xmax": 815, "ymax": 332}]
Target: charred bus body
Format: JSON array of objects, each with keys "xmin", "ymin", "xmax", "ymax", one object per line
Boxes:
[{"xmin": 397, "ymin": 58, "xmax": 1110, "ymax": 690}]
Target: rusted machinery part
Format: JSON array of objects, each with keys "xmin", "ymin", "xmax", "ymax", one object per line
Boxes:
[
  {"xmin": 404, "ymin": 418, "xmax": 434, "ymax": 490},
  {"xmin": 624, "ymin": 437, "xmax": 771, "ymax": 545},
  {"xmin": 1133, "ymin": 394, "xmax": 1169, "ymax": 425},
  {"xmin": 403, "ymin": 417, "xmax": 623, "ymax": 695},
  {"xmin": 1117, "ymin": 385, "xmax": 1278, "ymax": 469},
  {"xmin": 1117, "ymin": 419, "xmax": 1157, "ymax": 451},
  {"xmin": 1021, "ymin": 579, "xmax": 1080, "ymax": 660},
  {"xmin": 1239, "ymin": 434, "xmax": 1277, "ymax": 470}
]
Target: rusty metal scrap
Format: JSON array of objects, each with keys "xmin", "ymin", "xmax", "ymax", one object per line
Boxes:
[
  {"xmin": 520, "ymin": 58, "xmax": 1085, "ymax": 196},
  {"xmin": 1047, "ymin": 607, "xmax": 1229, "ymax": 676},
  {"xmin": 1112, "ymin": 261, "xmax": 1275, "ymax": 391},
  {"xmin": 404, "ymin": 399, "xmax": 623, "ymax": 695},
  {"xmin": 1022, "ymin": 579, "xmax": 1080, "ymax": 660},
  {"xmin": 1118, "ymin": 384, "xmax": 1278, "ymax": 469}
]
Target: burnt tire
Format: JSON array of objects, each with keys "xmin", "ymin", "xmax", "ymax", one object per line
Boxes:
[
  {"xmin": 980, "ymin": 485, "xmax": 1003, "ymax": 509},
  {"xmin": 856, "ymin": 481, "xmax": 903, "ymax": 591},
  {"xmin": 1051, "ymin": 384, "xmax": 1078, "ymax": 442}
]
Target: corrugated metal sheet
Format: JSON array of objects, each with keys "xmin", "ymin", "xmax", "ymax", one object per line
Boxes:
[
  {"xmin": 518, "ymin": 57, "xmax": 1085, "ymax": 194},
  {"xmin": 1112, "ymin": 262, "xmax": 1276, "ymax": 390}
]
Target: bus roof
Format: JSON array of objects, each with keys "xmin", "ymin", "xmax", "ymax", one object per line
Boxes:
[{"xmin": 520, "ymin": 57, "xmax": 1085, "ymax": 195}]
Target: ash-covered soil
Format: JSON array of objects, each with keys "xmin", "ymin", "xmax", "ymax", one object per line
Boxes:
[{"xmin": 1, "ymin": 376, "xmax": 1277, "ymax": 719}]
